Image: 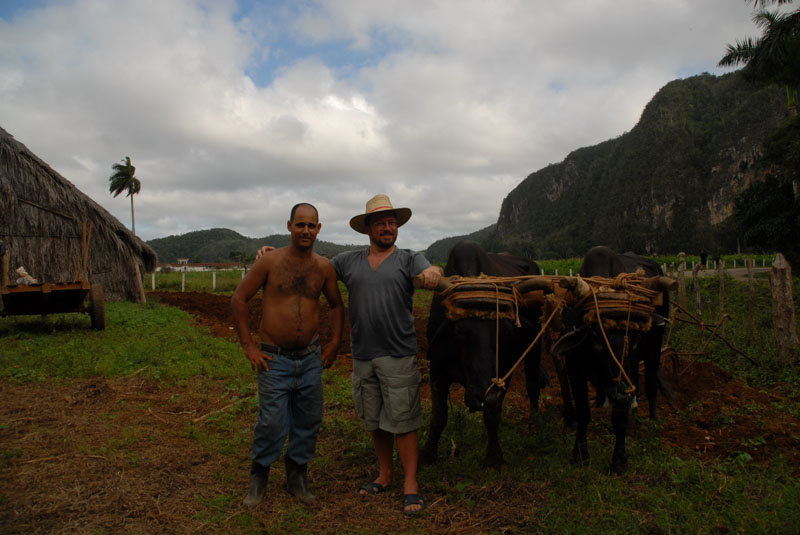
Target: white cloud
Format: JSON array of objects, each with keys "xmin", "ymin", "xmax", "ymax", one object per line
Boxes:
[{"xmin": 0, "ymin": 0, "xmax": 759, "ymax": 251}]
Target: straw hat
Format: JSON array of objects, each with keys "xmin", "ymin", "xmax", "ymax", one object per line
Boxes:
[{"xmin": 349, "ymin": 194, "xmax": 412, "ymax": 234}]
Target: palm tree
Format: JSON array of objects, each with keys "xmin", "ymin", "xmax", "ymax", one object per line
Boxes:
[
  {"xmin": 719, "ymin": 1, "xmax": 800, "ymax": 116},
  {"xmin": 108, "ymin": 156, "xmax": 142, "ymax": 236}
]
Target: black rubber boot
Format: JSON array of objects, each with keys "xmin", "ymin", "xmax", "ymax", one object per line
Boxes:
[
  {"xmin": 243, "ymin": 463, "xmax": 269, "ymax": 507},
  {"xmin": 285, "ymin": 457, "xmax": 317, "ymax": 505}
]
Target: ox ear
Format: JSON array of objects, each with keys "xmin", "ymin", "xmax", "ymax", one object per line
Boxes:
[
  {"xmin": 427, "ymin": 321, "xmax": 455, "ymax": 360},
  {"xmin": 652, "ymin": 313, "xmax": 668, "ymax": 327},
  {"xmin": 551, "ymin": 328, "xmax": 588, "ymax": 356}
]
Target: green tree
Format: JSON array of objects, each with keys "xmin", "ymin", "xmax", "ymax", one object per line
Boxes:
[
  {"xmin": 108, "ymin": 156, "xmax": 142, "ymax": 236},
  {"xmin": 718, "ymin": 0, "xmax": 800, "ymax": 116},
  {"xmin": 724, "ymin": 0, "xmax": 800, "ymax": 261}
]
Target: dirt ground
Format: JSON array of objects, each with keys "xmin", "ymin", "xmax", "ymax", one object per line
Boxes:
[{"xmin": 2, "ymin": 291, "xmax": 799, "ymax": 534}]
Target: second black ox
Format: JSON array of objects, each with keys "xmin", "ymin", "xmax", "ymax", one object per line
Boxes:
[{"xmin": 552, "ymin": 245, "xmax": 673, "ymax": 474}]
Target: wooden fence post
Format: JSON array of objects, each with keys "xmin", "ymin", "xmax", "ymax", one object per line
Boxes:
[
  {"xmin": 678, "ymin": 252, "xmax": 687, "ymax": 311},
  {"xmin": 717, "ymin": 259, "xmax": 725, "ymax": 337},
  {"xmin": 134, "ymin": 263, "xmax": 146, "ymax": 303},
  {"xmin": 770, "ymin": 253, "xmax": 799, "ymax": 364},
  {"xmin": 212, "ymin": 271, "xmax": 217, "ymax": 291},
  {"xmin": 692, "ymin": 263, "xmax": 702, "ymax": 320},
  {"xmin": 181, "ymin": 271, "xmax": 186, "ymax": 292},
  {"xmin": 151, "ymin": 272, "xmax": 155, "ymax": 291},
  {"xmin": 747, "ymin": 258, "xmax": 755, "ymax": 346}
]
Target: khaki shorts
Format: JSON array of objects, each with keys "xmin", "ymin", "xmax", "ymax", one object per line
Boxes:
[{"xmin": 351, "ymin": 355, "xmax": 423, "ymax": 434}]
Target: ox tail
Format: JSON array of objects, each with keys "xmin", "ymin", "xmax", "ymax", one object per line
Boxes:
[{"xmin": 538, "ymin": 364, "xmax": 550, "ymax": 389}]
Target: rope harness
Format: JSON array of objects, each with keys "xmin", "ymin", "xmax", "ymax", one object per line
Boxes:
[
  {"xmin": 571, "ymin": 273, "xmax": 661, "ymax": 395},
  {"xmin": 434, "ymin": 272, "xmax": 666, "ymax": 399}
]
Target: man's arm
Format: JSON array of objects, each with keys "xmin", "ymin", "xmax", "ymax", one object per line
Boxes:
[
  {"xmin": 231, "ymin": 256, "xmax": 272, "ymax": 371},
  {"xmin": 320, "ymin": 261, "xmax": 344, "ymax": 368}
]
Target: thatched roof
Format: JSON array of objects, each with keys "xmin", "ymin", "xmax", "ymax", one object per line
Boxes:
[{"xmin": 0, "ymin": 126, "xmax": 157, "ymax": 302}]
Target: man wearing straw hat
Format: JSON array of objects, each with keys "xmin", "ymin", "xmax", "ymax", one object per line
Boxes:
[{"xmin": 333, "ymin": 194, "xmax": 443, "ymax": 516}]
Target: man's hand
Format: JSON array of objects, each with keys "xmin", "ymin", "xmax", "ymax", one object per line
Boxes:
[
  {"xmin": 245, "ymin": 346, "xmax": 272, "ymax": 372},
  {"xmin": 255, "ymin": 246, "xmax": 275, "ymax": 261},
  {"xmin": 321, "ymin": 343, "xmax": 338, "ymax": 369},
  {"xmin": 419, "ymin": 265, "xmax": 444, "ymax": 290}
]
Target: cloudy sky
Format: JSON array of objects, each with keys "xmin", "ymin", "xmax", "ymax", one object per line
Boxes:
[{"xmin": 1, "ymin": 0, "xmax": 759, "ymax": 250}]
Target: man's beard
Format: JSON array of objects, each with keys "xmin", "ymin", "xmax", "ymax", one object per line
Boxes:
[{"xmin": 372, "ymin": 232, "xmax": 396, "ymax": 249}]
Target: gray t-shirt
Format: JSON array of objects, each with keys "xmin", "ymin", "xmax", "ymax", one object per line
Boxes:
[{"xmin": 332, "ymin": 248, "xmax": 431, "ymax": 360}]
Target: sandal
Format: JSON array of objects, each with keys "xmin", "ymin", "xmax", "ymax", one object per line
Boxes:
[
  {"xmin": 356, "ymin": 481, "xmax": 387, "ymax": 495},
  {"xmin": 402, "ymin": 493, "xmax": 426, "ymax": 516}
]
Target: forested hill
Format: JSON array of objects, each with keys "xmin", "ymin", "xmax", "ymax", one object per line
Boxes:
[
  {"xmin": 426, "ymin": 72, "xmax": 787, "ymax": 263},
  {"xmin": 147, "ymin": 228, "xmax": 359, "ymax": 263}
]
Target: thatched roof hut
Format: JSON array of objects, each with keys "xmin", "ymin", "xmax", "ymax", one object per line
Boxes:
[{"xmin": 0, "ymin": 126, "xmax": 156, "ymax": 302}]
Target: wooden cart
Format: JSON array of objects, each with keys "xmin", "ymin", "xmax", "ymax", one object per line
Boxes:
[{"xmin": 0, "ymin": 222, "xmax": 105, "ymax": 330}]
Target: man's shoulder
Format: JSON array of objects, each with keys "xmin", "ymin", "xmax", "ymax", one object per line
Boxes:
[
  {"xmin": 312, "ymin": 252, "xmax": 336, "ymax": 268},
  {"xmin": 395, "ymin": 248, "xmax": 429, "ymax": 263},
  {"xmin": 254, "ymin": 246, "xmax": 288, "ymax": 268},
  {"xmin": 394, "ymin": 248, "xmax": 420, "ymax": 258},
  {"xmin": 333, "ymin": 248, "xmax": 366, "ymax": 264}
]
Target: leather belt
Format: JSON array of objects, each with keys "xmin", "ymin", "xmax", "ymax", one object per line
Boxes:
[{"xmin": 260, "ymin": 338, "xmax": 320, "ymax": 359}]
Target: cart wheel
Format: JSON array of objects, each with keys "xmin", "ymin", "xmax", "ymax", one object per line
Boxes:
[
  {"xmin": 89, "ymin": 284, "xmax": 106, "ymax": 330},
  {"xmin": 660, "ymin": 346, "xmax": 679, "ymax": 385}
]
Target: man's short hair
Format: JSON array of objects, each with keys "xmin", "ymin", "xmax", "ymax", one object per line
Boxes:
[{"xmin": 290, "ymin": 203, "xmax": 319, "ymax": 221}]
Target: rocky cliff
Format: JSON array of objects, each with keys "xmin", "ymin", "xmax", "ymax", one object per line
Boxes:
[{"xmin": 426, "ymin": 72, "xmax": 787, "ymax": 262}]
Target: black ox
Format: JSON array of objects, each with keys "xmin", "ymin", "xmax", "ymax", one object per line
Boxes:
[
  {"xmin": 421, "ymin": 242, "xmax": 548, "ymax": 467},
  {"xmin": 553, "ymin": 245, "xmax": 674, "ymax": 473}
]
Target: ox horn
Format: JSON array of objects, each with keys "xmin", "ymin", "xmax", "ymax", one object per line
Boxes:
[
  {"xmin": 639, "ymin": 276, "xmax": 678, "ymax": 292},
  {"xmin": 514, "ymin": 277, "xmax": 554, "ymax": 294},
  {"xmin": 558, "ymin": 275, "xmax": 591, "ymax": 298}
]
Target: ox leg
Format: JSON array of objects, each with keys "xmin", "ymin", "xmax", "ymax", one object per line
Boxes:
[
  {"xmin": 523, "ymin": 351, "xmax": 547, "ymax": 423},
  {"xmin": 644, "ymin": 354, "xmax": 660, "ymax": 420},
  {"xmin": 550, "ymin": 352, "xmax": 575, "ymax": 426},
  {"xmin": 569, "ymin": 368, "xmax": 590, "ymax": 466},
  {"xmin": 420, "ymin": 378, "xmax": 449, "ymax": 465},
  {"xmin": 610, "ymin": 407, "xmax": 629, "ymax": 474},
  {"xmin": 482, "ymin": 403, "xmax": 505, "ymax": 467}
]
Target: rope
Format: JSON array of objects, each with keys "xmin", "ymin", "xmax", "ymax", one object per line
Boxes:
[
  {"xmin": 571, "ymin": 273, "xmax": 657, "ymax": 332},
  {"xmin": 588, "ymin": 283, "xmax": 636, "ymax": 394},
  {"xmin": 493, "ymin": 284, "xmax": 503, "ymax": 390},
  {"xmin": 485, "ymin": 293, "xmax": 566, "ymax": 398}
]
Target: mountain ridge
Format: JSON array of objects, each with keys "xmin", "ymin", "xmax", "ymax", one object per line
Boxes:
[
  {"xmin": 147, "ymin": 228, "xmax": 360, "ymax": 263},
  {"xmin": 426, "ymin": 72, "xmax": 787, "ymax": 262}
]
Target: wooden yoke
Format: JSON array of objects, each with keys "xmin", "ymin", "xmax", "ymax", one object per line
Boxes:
[{"xmin": 413, "ymin": 273, "xmax": 453, "ymax": 292}]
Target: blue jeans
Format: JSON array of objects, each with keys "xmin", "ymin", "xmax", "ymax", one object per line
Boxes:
[{"xmin": 251, "ymin": 347, "xmax": 323, "ymax": 470}]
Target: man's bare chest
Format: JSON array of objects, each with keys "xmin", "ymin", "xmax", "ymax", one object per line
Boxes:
[{"xmin": 270, "ymin": 260, "xmax": 324, "ymax": 299}]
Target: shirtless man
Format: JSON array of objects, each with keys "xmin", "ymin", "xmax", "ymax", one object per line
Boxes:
[{"xmin": 231, "ymin": 202, "xmax": 344, "ymax": 508}]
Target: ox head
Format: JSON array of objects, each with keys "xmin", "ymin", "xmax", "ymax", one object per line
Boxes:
[
  {"xmin": 430, "ymin": 315, "xmax": 521, "ymax": 413},
  {"xmin": 552, "ymin": 325, "xmax": 640, "ymax": 410}
]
